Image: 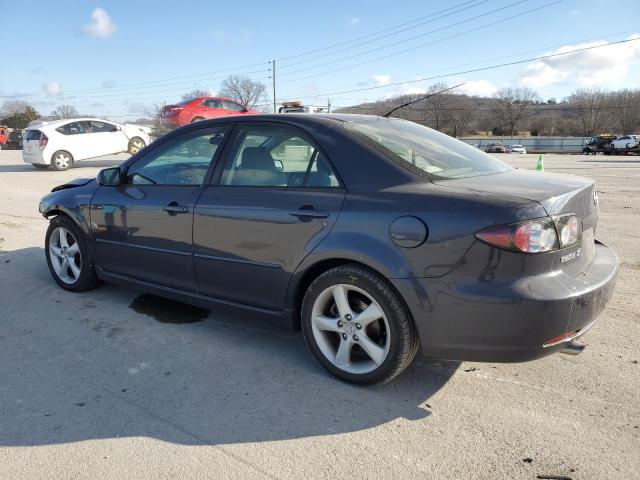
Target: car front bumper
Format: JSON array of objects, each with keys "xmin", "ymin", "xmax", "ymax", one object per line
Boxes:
[{"xmin": 391, "ymin": 240, "xmax": 618, "ymax": 362}]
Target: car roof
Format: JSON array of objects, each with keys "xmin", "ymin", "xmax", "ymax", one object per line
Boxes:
[{"xmin": 26, "ymin": 117, "xmax": 122, "ymax": 130}]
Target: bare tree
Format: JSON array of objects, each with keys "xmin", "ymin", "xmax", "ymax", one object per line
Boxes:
[
  {"xmin": 608, "ymin": 89, "xmax": 640, "ymax": 134},
  {"xmin": 492, "ymin": 87, "xmax": 540, "ymax": 136},
  {"xmin": 181, "ymin": 89, "xmax": 211, "ymax": 101},
  {"xmin": 144, "ymin": 101, "xmax": 172, "ymax": 136},
  {"xmin": 219, "ymin": 75, "xmax": 267, "ymax": 109},
  {"xmin": 50, "ymin": 104, "xmax": 79, "ymax": 119},
  {"xmin": 566, "ymin": 87, "xmax": 608, "ymax": 136},
  {"xmin": 0, "ymin": 100, "xmax": 40, "ymax": 128},
  {"xmin": 420, "ymin": 83, "xmax": 451, "ymax": 131},
  {"xmin": 443, "ymin": 95, "xmax": 474, "ymax": 137},
  {"xmin": 1, "ymin": 100, "xmax": 34, "ymax": 117}
]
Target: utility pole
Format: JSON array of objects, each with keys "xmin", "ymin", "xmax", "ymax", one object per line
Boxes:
[
  {"xmin": 271, "ymin": 60, "xmax": 276, "ymax": 114},
  {"xmin": 327, "ymin": 98, "xmax": 331, "ymax": 113}
]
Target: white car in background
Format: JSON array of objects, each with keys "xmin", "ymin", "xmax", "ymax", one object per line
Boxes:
[
  {"xmin": 22, "ymin": 118, "xmax": 152, "ymax": 170},
  {"xmin": 609, "ymin": 135, "xmax": 639, "ymax": 151},
  {"xmin": 508, "ymin": 144, "xmax": 527, "ymax": 154}
]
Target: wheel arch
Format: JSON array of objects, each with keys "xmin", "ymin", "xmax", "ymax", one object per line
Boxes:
[{"xmin": 287, "ymin": 255, "xmax": 416, "ymax": 333}]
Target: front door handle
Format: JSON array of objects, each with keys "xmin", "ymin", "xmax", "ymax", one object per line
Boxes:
[
  {"xmin": 289, "ymin": 205, "xmax": 329, "ymax": 219},
  {"xmin": 163, "ymin": 201, "xmax": 189, "ymax": 215}
]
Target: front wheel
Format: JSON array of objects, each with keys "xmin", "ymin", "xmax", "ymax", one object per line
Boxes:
[
  {"xmin": 45, "ymin": 215, "xmax": 102, "ymax": 292},
  {"xmin": 301, "ymin": 264, "xmax": 419, "ymax": 384},
  {"xmin": 128, "ymin": 137, "xmax": 146, "ymax": 154},
  {"xmin": 191, "ymin": 116, "xmax": 205, "ymax": 123}
]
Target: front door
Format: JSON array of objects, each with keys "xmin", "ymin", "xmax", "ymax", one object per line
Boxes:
[
  {"xmin": 90, "ymin": 126, "xmax": 230, "ymax": 291},
  {"xmin": 86, "ymin": 120, "xmax": 129, "ymax": 157},
  {"xmin": 193, "ymin": 123, "xmax": 345, "ymax": 310}
]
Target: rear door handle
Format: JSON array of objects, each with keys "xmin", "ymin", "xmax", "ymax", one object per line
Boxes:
[
  {"xmin": 163, "ymin": 201, "xmax": 189, "ymax": 214},
  {"xmin": 289, "ymin": 205, "xmax": 329, "ymax": 219}
]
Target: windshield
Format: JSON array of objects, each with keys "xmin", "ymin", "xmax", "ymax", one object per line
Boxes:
[{"xmin": 346, "ymin": 117, "xmax": 513, "ymax": 179}]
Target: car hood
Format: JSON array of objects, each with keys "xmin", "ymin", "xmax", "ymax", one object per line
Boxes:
[
  {"xmin": 51, "ymin": 177, "xmax": 95, "ymax": 192},
  {"xmin": 433, "ymin": 169, "xmax": 596, "ymax": 218}
]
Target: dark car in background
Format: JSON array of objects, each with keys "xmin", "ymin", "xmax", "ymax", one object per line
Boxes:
[
  {"xmin": 38, "ymin": 114, "xmax": 618, "ymax": 384},
  {"xmin": 160, "ymin": 96, "xmax": 257, "ymax": 127},
  {"xmin": 485, "ymin": 142, "xmax": 507, "ymax": 153}
]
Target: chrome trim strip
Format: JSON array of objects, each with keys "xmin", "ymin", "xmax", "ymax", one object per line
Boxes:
[
  {"xmin": 95, "ymin": 238, "xmax": 191, "ymax": 256},
  {"xmin": 194, "ymin": 252, "xmax": 280, "ymax": 269}
]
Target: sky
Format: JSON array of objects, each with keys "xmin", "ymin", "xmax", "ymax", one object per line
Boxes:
[{"xmin": 1, "ymin": 0, "xmax": 639, "ymax": 120}]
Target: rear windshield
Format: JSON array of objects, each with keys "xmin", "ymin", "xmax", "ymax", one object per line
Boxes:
[
  {"xmin": 176, "ymin": 98, "xmax": 195, "ymax": 106},
  {"xmin": 346, "ymin": 117, "xmax": 512, "ymax": 179},
  {"xmin": 24, "ymin": 130, "xmax": 42, "ymax": 141}
]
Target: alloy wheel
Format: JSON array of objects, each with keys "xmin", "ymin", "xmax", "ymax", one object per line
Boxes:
[
  {"xmin": 129, "ymin": 139, "xmax": 145, "ymax": 154},
  {"xmin": 48, "ymin": 227, "xmax": 82, "ymax": 284},
  {"xmin": 310, "ymin": 284, "xmax": 391, "ymax": 374}
]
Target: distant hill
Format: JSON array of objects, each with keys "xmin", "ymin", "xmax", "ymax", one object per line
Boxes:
[{"xmin": 334, "ymin": 92, "xmax": 575, "ymax": 137}]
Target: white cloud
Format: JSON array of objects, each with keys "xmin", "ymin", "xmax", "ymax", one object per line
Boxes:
[
  {"xmin": 519, "ymin": 34, "xmax": 640, "ymax": 88},
  {"xmin": 347, "ymin": 17, "xmax": 361, "ymax": 26},
  {"xmin": 83, "ymin": 8, "xmax": 116, "ymax": 38},
  {"xmin": 372, "ymin": 74, "xmax": 391, "ymax": 86},
  {"xmin": 43, "ymin": 82, "xmax": 61, "ymax": 95},
  {"xmin": 457, "ymin": 80, "xmax": 498, "ymax": 97}
]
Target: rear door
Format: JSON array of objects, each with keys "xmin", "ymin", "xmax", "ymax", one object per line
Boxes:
[
  {"xmin": 54, "ymin": 121, "xmax": 93, "ymax": 160},
  {"xmin": 193, "ymin": 122, "xmax": 345, "ymax": 310},
  {"xmin": 91, "ymin": 125, "xmax": 230, "ymax": 291},
  {"xmin": 201, "ymin": 98, "xmax": 227, "ymax": 119}
]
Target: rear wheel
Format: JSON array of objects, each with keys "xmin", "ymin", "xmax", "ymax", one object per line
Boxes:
[
  {"xmin": 191, "ymin": 117, "xmax": 205, "ymax": 123},
  {"xmin": 128, "ymin": 137, "xmax": 146, "ymax": 154},
  {"xmin": 51, "ymin": 151, "xmax": 73, "ymax": 171},
  {"xmin": 45, "ymin": 215, "xmax": 102, "ymax": 292},
  {"xmin": 301, "ymin": 264, "xmax": 419, "ymax": 384}
]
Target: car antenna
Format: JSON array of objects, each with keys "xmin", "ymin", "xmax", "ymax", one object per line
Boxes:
[{"xmin": 382, "ymin": 83, "xmax": 465, "ymax": 118}]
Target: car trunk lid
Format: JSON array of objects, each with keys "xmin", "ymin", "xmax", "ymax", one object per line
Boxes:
[{"xmin": 434, "ymin": 169, "xmax": 598, "ymax": 275}]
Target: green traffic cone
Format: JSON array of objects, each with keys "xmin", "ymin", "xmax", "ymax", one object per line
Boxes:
[{"xmin": 536, "ymin": 154, "xmax": 544, "ymax": 172}]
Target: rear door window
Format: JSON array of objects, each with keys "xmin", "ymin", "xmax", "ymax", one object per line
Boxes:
[
  {"xmin": 56, "ymin": 122, "xmax": 88, "ymax": 135},
  {"xmin": 222, "ymin": 100, "xmax": 245, "ymax": 111},
  {"xmin": 219, "ymin": 124, "xmax": 339, "ymax": 188},
  {"xmin": 203, "ymin": 99, "xmax": 222, "ymax": 108}
]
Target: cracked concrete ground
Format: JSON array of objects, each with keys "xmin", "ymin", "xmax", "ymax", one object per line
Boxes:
[{"xmin": 0, "ymin": 150, "xmax": 638, "ymax": 480}]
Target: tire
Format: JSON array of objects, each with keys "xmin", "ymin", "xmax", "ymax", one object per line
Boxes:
[
  {"xmin": 301, "ymin": 264, "xmax": 419, "ymax": 385},
  {"xmin": 45, "ymin": 215, "xmax": 102, "ymax": 292},
  {"xmin": 128, "ymin": 137, "xmax": 146, "ymax": 155},
  {"xmin": 191, "ymin": 117, "xmax": 205, "ymax": 123},
  {"xmin": 32, "ymin": 164, "xmax": 49, "ymax": 170},
  {"xmin": 51, "ymin": 150, "xmax": 73, "ymax": 171}
]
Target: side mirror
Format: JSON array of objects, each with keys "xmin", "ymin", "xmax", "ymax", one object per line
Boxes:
[{"xmin": 97, "ymin": 167, "xmax": 122, "ymax": 186}]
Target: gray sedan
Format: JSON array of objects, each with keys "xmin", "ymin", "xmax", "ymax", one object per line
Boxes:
[{"xmin": 39, "ymin": 114, "xmax": 618, "ymax": 384}]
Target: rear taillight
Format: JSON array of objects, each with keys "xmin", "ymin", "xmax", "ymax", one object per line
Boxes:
[
  {"xmin": 476, "ymin": 214, "xmax": 580, "ymax": 253},
  {"xmin": 39, "ymin": 134, "xmax": 48, "ymax": 150}
]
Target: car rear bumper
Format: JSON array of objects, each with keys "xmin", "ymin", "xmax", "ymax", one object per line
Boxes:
[
  {"xmin": 22, "ymin": 149, "xmax": 46, "ymax": 165},
  {"xmin": 391, "ymin": 240, "xmax": 618, "ymax": 362}
]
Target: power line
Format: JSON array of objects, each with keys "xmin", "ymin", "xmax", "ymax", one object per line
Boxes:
[
  {"xmin": 276, "ymin": 0, "xmax": 482, "ymax": 62},
  {"xmin": 1, "ymin": 62, "xmax": 271, "ymax": 99},
  {"xmin": 269, "ymin": 37, "xmax": 640, "ymax": 103},
  {"xmin": 278, "ymin": 0, "xmax": 493, "ymax": 69},
  {"xmin": 278, "ymin": 0, "xmax": 562, "ymax": 84}
]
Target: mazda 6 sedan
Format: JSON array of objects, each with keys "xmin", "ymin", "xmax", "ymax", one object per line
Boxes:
[{"xmin": 39, "ymin": 114, "xmax": 618, "ymax": 384}]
